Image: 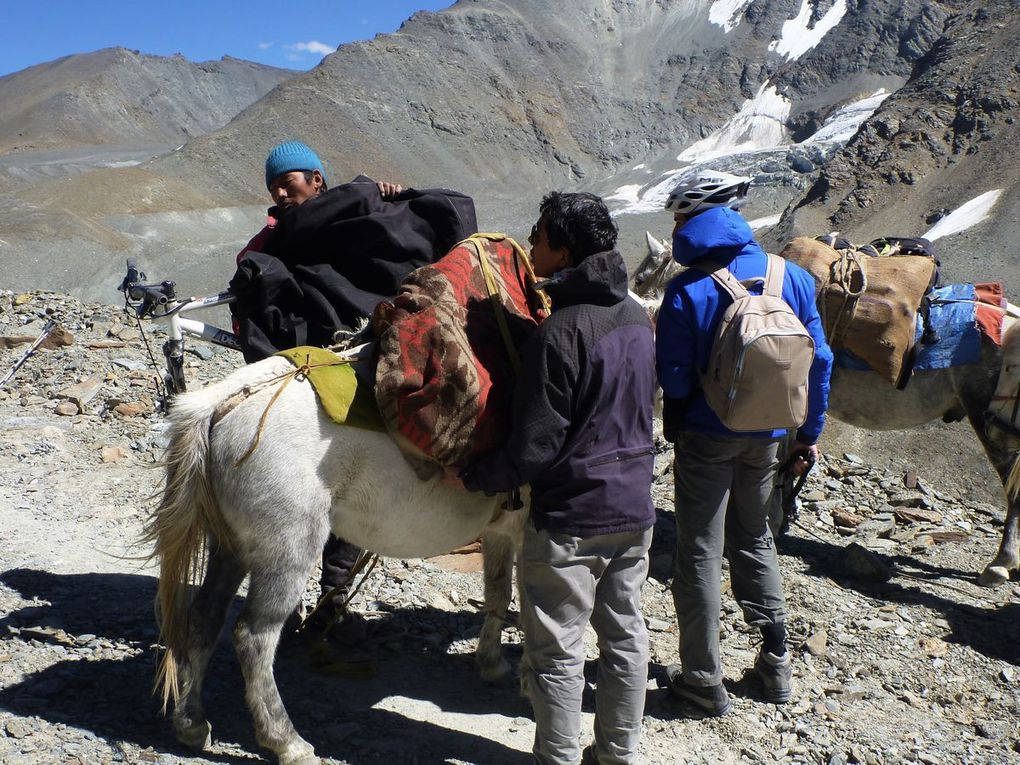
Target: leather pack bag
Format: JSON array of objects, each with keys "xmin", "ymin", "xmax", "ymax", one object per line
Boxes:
[{"xmin": 780, "ymin": 236, "xmax": 937, "ymax": 386}]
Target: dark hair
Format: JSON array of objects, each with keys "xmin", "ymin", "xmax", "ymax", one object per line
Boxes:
[
  {"xmin": 302, "ymin": 169, "xmax": 328, "ymax": 192},
  {"xmin": 539, "ymin": 191, "xmax": 617, "ymax": 263}
]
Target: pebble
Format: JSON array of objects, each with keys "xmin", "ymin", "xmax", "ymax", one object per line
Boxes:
[
  {"xmin": 5, "ymin": 719, "xmax": 33, "ymax": 739},
  {"xmin": 646, "ymin": 617, "xmax": 672, "ymax": 632},
  {"xmin": 805, "ymin": 630, "xmax": 829, "ymax": 656}
]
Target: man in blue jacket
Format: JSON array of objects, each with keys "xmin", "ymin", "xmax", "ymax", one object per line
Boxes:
[
  {"xmin": 461, "ymin": 191, "xmax": 656, "ymax": 765},
  {"xmin": 655, "ymin": 171, "xmax": 832, "ymax": 716}
]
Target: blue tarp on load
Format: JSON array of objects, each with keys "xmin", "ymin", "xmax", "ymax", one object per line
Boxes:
[{"xmin": 835, "ymin": 283, "xmax": 981, "ymax": 372}]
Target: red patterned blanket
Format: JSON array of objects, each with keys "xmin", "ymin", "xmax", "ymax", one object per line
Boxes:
[{"xmin": 373, "ymin": 234, "xmax": 549, "ymax": 476}]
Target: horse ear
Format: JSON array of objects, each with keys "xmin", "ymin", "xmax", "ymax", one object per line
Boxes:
[{"xmin": 646, "ymin": 231, "xmax": 668, "ymax": 258}]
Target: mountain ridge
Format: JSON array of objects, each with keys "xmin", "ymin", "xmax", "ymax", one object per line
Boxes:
[
  {"xmin": 0, "ymin": 46, "xmax": 297, "ymax": 154},
  {"xmin": 0, "ymin": 0, "xmax": 1016, "ymax": 305}
]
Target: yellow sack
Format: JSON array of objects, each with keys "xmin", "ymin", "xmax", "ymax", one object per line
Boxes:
[{"xmin": 275, "ymin": 346, "xmax": 385, "ymax": 432}]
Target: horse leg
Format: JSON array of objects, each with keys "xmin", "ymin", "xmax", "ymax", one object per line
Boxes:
[
  {"xmin": 234, "ymin": 553, "xmax": 321, "ymax": 765},
  {"xmin": 984, "ymin": 494, "xmax": 1020, "ymax": 585},
  {"xmin": 476, "ymin": 509, "xmax": 524, "ymax": 683},
  {"xmin": 172, "ymin": 544, "xmax": 247, "ymax": 749},
  {"xmin": 967, "ymin": 412, "xmax": 1020, "ymax": 586},
  {"xmin": 978, "ymin": 460, "xmax": 1020, "ymax": 586}
]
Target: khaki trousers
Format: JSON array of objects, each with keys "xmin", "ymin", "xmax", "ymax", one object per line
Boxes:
[
  {"xmin": 671, "ymin": 433, "xmax": 787, "ymax": 687},
  {"xmin": 520, "ymin": 524, "xmax": 652, "ymax": 765}
]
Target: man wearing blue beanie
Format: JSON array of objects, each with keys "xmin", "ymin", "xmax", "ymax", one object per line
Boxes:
[
  {"xmin": 265, "ymin": 140, "xmax": 328, "ymax": 192},
  {"xmin": 235, "ymin": 140, "xmax": 403, "ymax": 666},
  {"xmin": 236, "ymin": 141, "xmax": 402, "ymax": 262}
]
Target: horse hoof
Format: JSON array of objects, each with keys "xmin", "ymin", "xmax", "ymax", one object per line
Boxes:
[
  {"xmin": 978, "ymin": 565, "xmax": 1009, "ymax": 587},
  {"xmin": 278, "ymin": 743, "xmax": 319, "ymax": 765},
  {"xmin": 174, "ymin": 718, "xmax": 211, "ymax": 750}
]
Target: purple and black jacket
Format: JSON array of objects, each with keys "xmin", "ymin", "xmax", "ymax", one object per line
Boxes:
[{"xmin": 461, "ymin": 249, "xmax": 656, "ymax": 538}]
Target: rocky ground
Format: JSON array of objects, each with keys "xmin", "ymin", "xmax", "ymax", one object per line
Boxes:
[{"xmin": 1, "ymin": 290, "xmax": 1019, "ymax": 765}]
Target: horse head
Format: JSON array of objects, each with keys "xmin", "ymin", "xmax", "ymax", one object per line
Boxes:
[{"xmin": 632, "ymin": 231, "xmax": 683, "ymax": 299}]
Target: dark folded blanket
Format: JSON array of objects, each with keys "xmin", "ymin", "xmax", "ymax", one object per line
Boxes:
[{"xmin": 230, "ymin": 176, "xmax": 477, "ymax": 363}]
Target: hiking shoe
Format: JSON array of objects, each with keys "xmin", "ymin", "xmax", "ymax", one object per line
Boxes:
[
  {"xmin": 665, "ymin": 664, "xmax": 732, "ymax": 716},
  {"xmin": 754, "ymin": 650, "xmax": 793, "ymax": 704},
  {"xmin": 580, "ymin": 744, "xmax": 598, "ymax": 765}
]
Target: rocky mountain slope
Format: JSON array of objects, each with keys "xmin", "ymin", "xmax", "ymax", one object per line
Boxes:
[
  {"xmin": 157, "ymin": 0, "xmax": 967, "ymax": 211},
  {"xmin": 2, "ymin": 0, "xmax": 1000, "ymax": 304},
  {"xmin": 766, "ymin": 0, "xmax": 1020, "ymax": 294}
]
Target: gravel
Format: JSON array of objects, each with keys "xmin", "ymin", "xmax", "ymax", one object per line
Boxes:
[{"xmin": 1, "ymin": 289, "xmax": 1018, "ymax": 764}]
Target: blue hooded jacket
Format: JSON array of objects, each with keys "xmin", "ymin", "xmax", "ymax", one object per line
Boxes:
[{"xmin": 655, "ymin": 207, "xmax": 832, "ymax": 444}]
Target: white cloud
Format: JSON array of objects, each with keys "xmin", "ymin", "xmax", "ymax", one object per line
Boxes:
[
  {"xmin": 258, "ymin": 42, "xmax": 273, "ymax": 50},
  {"xmin": 286, "ymin": 40, "xmax": 337, "ymax": 57}
]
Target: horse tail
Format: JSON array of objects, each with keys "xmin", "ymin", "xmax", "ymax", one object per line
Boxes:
[
  {"xmin": 140, "ymin": 389, "xmax": 227, "ymax": 713},
  {"xmin": 141, "ymin": 359, "xmax": 288, "ymax": 712}
]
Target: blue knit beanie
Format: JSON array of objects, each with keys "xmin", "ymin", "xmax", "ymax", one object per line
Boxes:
[{"xmin": 264, "ymin": 141, "xmax": 327, "ymax": 188}]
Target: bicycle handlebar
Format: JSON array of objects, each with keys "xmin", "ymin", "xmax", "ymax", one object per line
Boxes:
[{"xmin": 120, "ymin": 259, "xmax": 178, "ymax": 315}]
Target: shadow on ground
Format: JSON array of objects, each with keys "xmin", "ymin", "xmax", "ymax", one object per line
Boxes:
[
  {"xmin": 0, "ymin": 568, "xmax": 534, "ymax": 764},
  {"xmin": 778, "ymin": 535, "xmax": 1020, "ymax": 665}
]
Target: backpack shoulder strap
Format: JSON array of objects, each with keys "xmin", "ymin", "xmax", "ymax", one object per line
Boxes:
[
  {"xmin": 692, "ymin": 259, "xmax": 748, "ymax": 301},
  {"xmin": 763, "ymin": 253, "xmax": 786, "ymax": 298}
]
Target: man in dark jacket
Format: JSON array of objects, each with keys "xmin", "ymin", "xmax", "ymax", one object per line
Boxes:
[
  {"xmin": 656, "ymin": 171, "xmax": 833, "ymax": 716},
  {"xmin": 461, "ymin": 192, "xmax": 656, "ymax": 765}
]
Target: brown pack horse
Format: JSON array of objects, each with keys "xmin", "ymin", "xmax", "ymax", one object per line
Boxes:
[{"xmin": 634, "ymin": 233, "xmax": 1020, "ymax": 586}]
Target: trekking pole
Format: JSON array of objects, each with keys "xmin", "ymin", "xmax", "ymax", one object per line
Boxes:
[
  {"xmin": 777, "ymin": 450, "xmax": 816, "ymax": 535},
  {"xmin": 0, "ymin": 319, "xmax": 57, "ymax": 389}
]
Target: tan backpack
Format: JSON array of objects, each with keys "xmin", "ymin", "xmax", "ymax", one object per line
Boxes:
[{"xmin": 695, "ymin": 254, "xmax": 815, "ymax": 432}]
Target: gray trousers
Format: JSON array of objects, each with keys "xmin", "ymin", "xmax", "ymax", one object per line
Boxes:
[
  {"xmin": 671, "ymin": 433, "xmax": 787, "ymax": 687},
  {"xmin": 520, "ymin": 524, "xmax": 652, "ymax": 765}
]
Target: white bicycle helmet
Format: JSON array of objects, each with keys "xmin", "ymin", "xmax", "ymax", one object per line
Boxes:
[{"xmin": 664, "ymin": 170, "xmax": 751, "ymax": 215}]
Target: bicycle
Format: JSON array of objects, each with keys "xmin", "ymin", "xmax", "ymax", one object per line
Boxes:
[{"xmin": 119, "ymin": 259, "xmax": 241, "ymax": 404}]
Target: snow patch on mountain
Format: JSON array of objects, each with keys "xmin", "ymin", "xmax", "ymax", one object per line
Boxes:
[
  {"xmin": 606, "ymin": 184, "xmax": 643, "ymax": 206},
  {"xmin": 769, "ymin": 0, "xmax": 849, "ymax": 61},
  {"xmin": 748, "ymin": 214, "xmax": 782, "ymax": 230},
  {"xmin": 923, "ymin": 190, "xmax": 1003, "ymax": 242},
  {"xmin": 709, "ymin": 0, "xmax": 754, "ymax": 33},
  {"xmin": 608, "ymin": 82, "xmax": 890, "ymax": 218},
  {"xmin": 802, "ymin": 90, "xmax": 890, "ymax": 144},
  {"xmin": 678, "ymin": 83, "xmax": 791, "ymax": 162}
]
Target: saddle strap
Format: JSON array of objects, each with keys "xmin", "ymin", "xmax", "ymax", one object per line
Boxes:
[
  {"xmin": 466, "ymin": 234, "xmax": 522, "ymax": 377},
  {"xmin": 821, "ymin": 248, "xmax": 868, "ymax": 347}
]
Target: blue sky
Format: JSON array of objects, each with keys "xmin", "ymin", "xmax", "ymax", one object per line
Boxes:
[{"xmin": 0, "ymin": 1, "xmax": 454, "ymax": 77}]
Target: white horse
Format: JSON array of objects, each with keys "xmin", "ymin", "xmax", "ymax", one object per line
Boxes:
[
  {"xmin": 145, "ymin": 354, "xmax": 525, "ymax": 765},
  {"xmin": 634, "ymin": 233, "xmax": 1020, "ymax": 586}
]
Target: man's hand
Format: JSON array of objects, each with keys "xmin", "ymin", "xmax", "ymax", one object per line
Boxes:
[
  {"xmin": 789, "ymin": 441, "xmax": 818, "ymax": 477},
  {"xmin": 376, "ymin": 181, "xmax": 404, "ymax": 199},
  {"xmin": 439, "ymin": 466, "xmax": 464, "ymax": 490}
]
